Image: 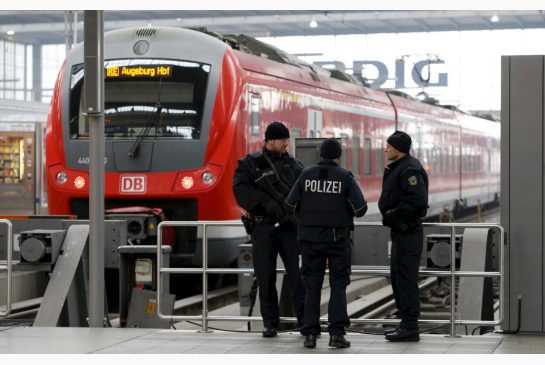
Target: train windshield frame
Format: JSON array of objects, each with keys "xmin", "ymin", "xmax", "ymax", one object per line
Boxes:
[{"xmin": 68, "ymin": 58, "xmax": 211, "ymax": 141}]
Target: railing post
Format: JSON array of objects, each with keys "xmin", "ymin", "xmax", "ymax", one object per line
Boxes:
[
  {"xmin": 0, "ymin": 219, "xmax": 12, "ymax": 317},
  {"xmin": 448, "ymin": 224, "xmax": 459, "ymax": 337},
  {"xmin": 200, "ymin": 223, "xmax": 211, "ymax": 332},
  {"xmin": 156, "ymin": 222, "xmax": 163, "ymax": 323}
]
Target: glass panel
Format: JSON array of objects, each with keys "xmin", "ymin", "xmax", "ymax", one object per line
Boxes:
[
  {"xmin": 69, "ymin": 59, "xmax": 210, "ymax": 140},
  {"xmin": 352, "ymin": 136, "xmax": 360, "ymax": 176},
  {"xmin": 376, "ymin": 139, "xmax": 383, "ymax": 176},
  {"xmin": 251, "ymin": 97, "xmax": 260, "ymax": 136},
  {"xmin": 364, "ymin": 137, "xmax": 371, "ymax": 176}
]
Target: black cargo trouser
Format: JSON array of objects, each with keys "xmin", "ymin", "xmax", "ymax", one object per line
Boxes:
[
  {"xmin": 390, "ymin": 225, "xmax": 423, "ymax": 330},
  {"xmin": 300, "ymin": 238, "xmax": 352, "ymax": 336},
  {"xmin": 251, "ymin": 221, "xmax": 305, "ymax": 329}
]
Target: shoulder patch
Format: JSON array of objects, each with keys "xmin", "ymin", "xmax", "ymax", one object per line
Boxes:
[{"xmin": 408, "ymin": 175, "xmax": 418, "ymax": 186}]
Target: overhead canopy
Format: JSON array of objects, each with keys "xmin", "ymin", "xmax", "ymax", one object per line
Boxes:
[{"xmin": 1, "ymin": 10, "xmax": 545, "ymax": 45}]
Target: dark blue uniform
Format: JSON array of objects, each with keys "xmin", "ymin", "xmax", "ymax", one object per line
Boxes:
[
  {"xmin": 285, "ymin": 159, "xmax": 367, "ymax": 336},
  {"xmin": 232, "ymin": 148, "xmax": 305, "ymax": 330},
  {"xmin": 378, "ymin": 154, "xmax": 428, "ymax": 331}
]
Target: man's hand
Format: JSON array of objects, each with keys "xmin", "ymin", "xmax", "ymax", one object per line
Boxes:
[{"xmin": 263, "ymin": 199, "xmax": 284, "ymax": 220}]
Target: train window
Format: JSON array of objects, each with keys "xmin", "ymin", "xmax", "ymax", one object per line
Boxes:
[
  {"xmin": 442, "ymin": 148, "xmax": 447, "ymax": 174},
  {"xmin": 364, "ymin": 137, "xmax": 371, "ymax": 176},
  {"xmin": 340, "ymin": 134, "xmax": 348, "ymax": 169},
  {"xmin": 352, "ymin": 136, "xmax": 360, "ymax": 176},
  {"xmin": 290, "ymin": 128, "xmax": 301, "ymax": 154},
  {"xmin": 453, "ymin": 148, "xmax": 457, "ymax": 172},
  {"xmin": 251, "ymin": 97, "xmax": 260, "ymax": 136},
  {"xmin": 435, "ymin": 149, "xmax": 441, "ymax": 175},
  {"xmin": 376, "ymin": 140, "xmax": 383, "ymax": 176},
  {"xmin": 69, "ymin": 59, "xmax": 210, "ymax": 140},
  {"xmin": 307, "ymin": 109, "xmax": 323, "ymax": 138}
]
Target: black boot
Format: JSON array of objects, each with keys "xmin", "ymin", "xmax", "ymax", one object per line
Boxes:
[
  {"xmin": 384, "ymin": 326, "xmax": 400, "ymax": 336},
  {"xmin": 329, "ymin": 334, "xmax": 350, "ymax": 348},
  {"xmin": 262, "ymin": 327, "xmax": 277, "ymax": 338},
  {"xmin": 385, "ymin": 328, "xmax": 420, "ymax": 342},
  {"xmin": 304, "ymin": 334, "xmax": 317, "ymax": 348}
]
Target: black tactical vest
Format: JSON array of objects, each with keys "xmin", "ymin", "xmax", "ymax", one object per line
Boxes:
[{"xmin": 296, "ymin": 164, "xmax": 354, "ymax": 227}]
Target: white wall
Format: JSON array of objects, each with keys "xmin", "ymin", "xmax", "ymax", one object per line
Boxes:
[{"xmin": 260, "ymin": 28, "xmax": 545, "ymax": 112}]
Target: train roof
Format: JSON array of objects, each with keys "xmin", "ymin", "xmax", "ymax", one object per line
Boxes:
[{"xmin": 198, "ymin": 29, "xmax": 500, "ymax": 125}]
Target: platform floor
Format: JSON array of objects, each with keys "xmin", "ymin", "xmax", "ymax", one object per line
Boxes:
[{"xmin": 0, "ymin": 326, "xmax": 543, "ymax": 355}]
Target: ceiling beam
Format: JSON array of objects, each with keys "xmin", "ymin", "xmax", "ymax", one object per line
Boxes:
[{"xmin": 0, "ymin": 10, "xmax": 542, "ymax": 34}]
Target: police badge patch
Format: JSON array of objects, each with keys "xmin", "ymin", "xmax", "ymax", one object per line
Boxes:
[{"xmin": 408, "ymin": 176, "xmax": 418, "ymax": 186}]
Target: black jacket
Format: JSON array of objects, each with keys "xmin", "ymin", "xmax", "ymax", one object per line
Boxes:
[
  {"xmin": 378, "ymin": 154, "xmax": 428, "ymax": 230},
  {"xmin": 232, "ymin": 148, "xmax": 304, "ymax": 219},
  {"xmin": 285, "ymin": 159, "xmax": 367, "ymax": 242}
]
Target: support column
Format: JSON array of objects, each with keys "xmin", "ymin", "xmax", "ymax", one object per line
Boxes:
[{"xmin": 84, "ymin": 10, "xmax": 105, "ymax": 328}]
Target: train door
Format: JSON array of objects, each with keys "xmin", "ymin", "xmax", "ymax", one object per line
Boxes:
[
  {"xmin": 0, "ymin": 123, "xmax": 36, "ymax": 215},
  {"xmin": 307, "ymin": 109, "xmax": 322, "ymax": 137}
]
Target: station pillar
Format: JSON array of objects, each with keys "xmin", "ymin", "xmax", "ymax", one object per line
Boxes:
[{"xmin": 501, "ymin": 55, "xmax": 545, "ymax": 334}]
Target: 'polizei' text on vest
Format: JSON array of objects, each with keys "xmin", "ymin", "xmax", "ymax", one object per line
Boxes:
[{"xmin": 304, "ymin": 179, "xmax": 342, "ymax": 194}]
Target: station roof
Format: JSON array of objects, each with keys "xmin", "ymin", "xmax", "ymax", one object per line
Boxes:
[{"xmin": 0, "ymin": 10, "xmax": 544, "ymax": 45}]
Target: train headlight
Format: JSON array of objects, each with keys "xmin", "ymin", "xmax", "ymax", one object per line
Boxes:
[
  {"xmin": 181, "ymin": 176, "xmax": 194, "ymax": 189},
  {"xmin": 74, "ymin": 176, "xmax": 86, "ymax": 189},
  {"xmin": 56, "ymin": 171, "xmax": 68, "ymax": 184},
  {"xmin": 202, "ymin": 171, "xmax": 215, "ymax": 185}
]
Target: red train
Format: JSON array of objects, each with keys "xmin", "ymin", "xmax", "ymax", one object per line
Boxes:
[{"xmin": 45, "ymin": 26, "xmax": 500, "ymax": 268}]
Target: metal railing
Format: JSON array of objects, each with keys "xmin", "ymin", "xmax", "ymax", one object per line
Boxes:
[
  {"xmin": 0, "ymin": 219, "xmax": 13, "ymax": 317},
  {"xmin": 156, "ymin": 221, "xmax": 504, "ymax": 337}
]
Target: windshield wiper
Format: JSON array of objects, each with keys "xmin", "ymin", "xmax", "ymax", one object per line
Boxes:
[
  {"xmin": 128, "ymin": 102, "xmax": 162, "ymax": 158},
  {"xmin": 128, "ymin": 78, "xmax": 164, "ymax": 158}
]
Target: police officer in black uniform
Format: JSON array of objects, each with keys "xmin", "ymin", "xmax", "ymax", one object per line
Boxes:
[
  {"xmin": 285, "ymin": 138, "xmax": 367, "ymax": 349},
  {"xmin": 378, "ymin": 130, "xmax": 429, "ymax": 342},
  {"xmin": 232, "ymin": 121, "xmax": 305, "ymax": 338}
]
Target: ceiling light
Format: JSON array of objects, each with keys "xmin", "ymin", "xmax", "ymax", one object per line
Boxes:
[
  {"xmin": 6, "ymin": 30, "xmax": 15, "ymax": 36},
  {"xmin": 309, "ymin": 18, "xmax": 318, "ymax": 28},
  {"xmin": 490, "ymin": 14, "xmax": 499, "ymax": 23}
]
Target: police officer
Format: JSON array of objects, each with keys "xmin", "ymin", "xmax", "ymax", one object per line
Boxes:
[
  {"xmin": 285, "ymin": 138, "xmax": 367, "ymax": 349},
  {"xmin": 378, "ymin": 130, "xmax": 429, "ymax": 342},
  {"xmin": 232, "ymin": 121, "xmax": 305, "ymax": 338}
]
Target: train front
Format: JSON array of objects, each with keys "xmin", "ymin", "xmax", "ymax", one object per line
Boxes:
[{"xmin": 45, "ymin": 27, "xmax": 246, "ymax": 267}]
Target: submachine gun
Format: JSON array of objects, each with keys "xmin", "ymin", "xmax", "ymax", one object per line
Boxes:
[{"xmin": 254, "ymin": 174, "xmax": 297, "ymax": 227}]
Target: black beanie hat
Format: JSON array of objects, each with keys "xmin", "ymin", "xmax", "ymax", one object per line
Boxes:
[
  {"xmin": 264, "ymin": 121, "xmax": 290, "ymax": 141},
  {"xmin": 320, "ymin": 138, "xmax": 342, "ymax": 159},
  {"xmin": 387, "ymin": 130, "xmax": 411, "ymax": 154}
]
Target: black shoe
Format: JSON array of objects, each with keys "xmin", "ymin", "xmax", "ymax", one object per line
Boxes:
[
  {"xmin": 329, "ymin": 334, "xmax": 350, "ymax": 348},
  {"xmin": 263, "ymin": 327, "xmax": 277, "ymax": 338},
  {"xmin": 304, "ymin": 334, "xmax": 317, "ymax": 348},
  {"xmin": 385, "ymin": 328, "xmax": 420, "ymax": 342},
  {"xmin": 384, "ymin": 326, "xmax": 400, "ymax": 336}
]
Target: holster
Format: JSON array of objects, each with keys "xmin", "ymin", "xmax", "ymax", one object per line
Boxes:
[
  {"xmin": 340, "ymin": 226, "xmax": 351, "ymax": 240},
  {"xmin": 241, "ymin": 212, "xmax": 255, "ymax": 234}
]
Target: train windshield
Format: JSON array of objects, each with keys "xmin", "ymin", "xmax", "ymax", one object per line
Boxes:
[{"xmin": 69, "ymin": 59, "xmax": 210, "ymax": 140}]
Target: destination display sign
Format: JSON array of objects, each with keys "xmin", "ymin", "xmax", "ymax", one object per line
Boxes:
[{"xmin": 106, "ymin": 65, "xmax": 172, "ymax": 78}]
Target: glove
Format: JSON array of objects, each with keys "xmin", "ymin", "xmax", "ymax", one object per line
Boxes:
[
  {"xmin": 382, "ymin": 209, "xmax": 396, "ymax": 227},
  {"xmin": 384, "ymin": 209, "xmax": 409, "ymax": 231},
  {"xmin": 263, "ymin": 199, "xmax": 284, "ymax": 220}
]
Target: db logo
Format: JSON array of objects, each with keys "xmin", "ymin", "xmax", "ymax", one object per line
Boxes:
[{"xmin": 120, "ymin": 175, "xmax": 146, "ymax": 193}]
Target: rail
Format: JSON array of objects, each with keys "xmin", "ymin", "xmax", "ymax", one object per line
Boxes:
[
  {"xmin": 156, "ymin": 221, "xmax": 504, "ymax": 337},
  {"xmin": 0, "ymin": 219, "xmax": 13, "ymax": 317}
]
